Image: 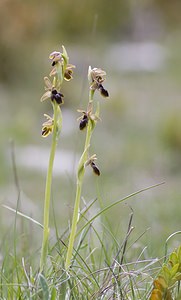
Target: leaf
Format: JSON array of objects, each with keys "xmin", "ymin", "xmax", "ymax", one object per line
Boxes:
[
  {"xmin": 62, "ymin": 45, "xmax": 69, "ymax": 65},
  {"xmin": 2, "ymin": 204, "xmax": 43, "ymax": 228},
  {"xmin": 177, "ymin": 246, "xmax": 181, "ymax": 263},
  {"xmin": 175, "ymin": 272, "xmax": 181, "ymax": 281},
  {"xmin": 50, "ymin": 286, "xmax": 57, "ymax": 300},
  {"xmin": 161, "ymin": 265, "xmax": 171, "ymax": 285},
  {"xmin": 76, "ymin": 182, "xmax": 165, "ymax": 238},
  {"xmin": 170, "ymin": 263, "xmax": 179, "ymax": 279},
  {"xmin": 40, "ymin": 91, "xmax": 51, "ymax": 102},
  {"xmin": 169, "ymin": 252, "xmax": 178, "ymax": 267},
  {"xmin": 154, "ymin": 276, "xmax": 167, "ymax": 291},
  {"xmin": 39, "ymin": 274, "xmax": 50, "ymax": 300},
  {"xmin": 95, "ymin": 101, "xmax": 100, "ymax": 119}
]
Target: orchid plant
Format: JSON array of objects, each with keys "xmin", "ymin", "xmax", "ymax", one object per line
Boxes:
[
  {"xmin": 39, "ymin": 46, "xmax": 75, "ymax": 272},
  {"xmin": 65, "ymin": 66, "xmax": 109, "ymax": 270}
]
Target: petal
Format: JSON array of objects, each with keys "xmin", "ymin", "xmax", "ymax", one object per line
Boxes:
[
  {"xmin": 92, "ymin": 68, "xmax": 106, "ymax": 77},
  {"xmin": 43, "ymin": 113, "xmax": 53, "ymax": 121},
  {"xmin": 64, "ymin": 71, "xmax": 72, "ymax": 81},
  {"xmin": 40, "ymin": 91, "xmax": 51, "ymax": 102},
  {"xmin": 49, "ymin": 51, "xmax": 62, "ymax": 60},
  {"xmin": 42, "ymin": 120, "xmax": 53, "ymax": 126},
  {"xmin": 49, "ymin": 67, "xmax": 57, "ymax": 77},
  {"xmin": 66, "ymin": 64, "xmax": 76, "ymax": 70},
  {"xmin": 88, "ymin": 65, "xmax": 92, "ymax": 82},
  {"xmin": 44, "ymin": 77, "xmax": 52, "ymax": 89}
]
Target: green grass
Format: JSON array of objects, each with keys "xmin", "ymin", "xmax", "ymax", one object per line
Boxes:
[
  {"xmin": 0, "ymin": 188, "xmax": 160, "ymax": 298},
  {"xmin": 1, "ymin": 180, "xmax": 180, "ymax": 299}
]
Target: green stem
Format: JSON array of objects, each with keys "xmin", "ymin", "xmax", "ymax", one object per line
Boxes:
[
  {"xmin": 65, "ymin": 89, "xmax": 95, "ymax": 271},
  {"xmin": 40, "ymin": 102, "xmax": 61, "ymax": 272}
]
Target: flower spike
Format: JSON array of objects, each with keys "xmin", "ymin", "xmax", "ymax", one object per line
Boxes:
[{"xmin": 40, "ymin": 46, "xmax": 75, "ymax": 272}]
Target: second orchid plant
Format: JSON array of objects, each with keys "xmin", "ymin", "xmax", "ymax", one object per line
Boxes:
[
  {"xmin": 39, "ymin": 45, "xmax": 109, "ymax": 273},
  {"xmin": 65, "ymin": 66, "xmax": 109, "ymax": 270}
]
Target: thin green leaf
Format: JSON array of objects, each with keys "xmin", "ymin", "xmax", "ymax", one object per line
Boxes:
[
  {"xmin": 2, "ymin": 204, "xmax": 43, "ymax": 228},
  {"xmin": 76, "ymin": 182, "xmax": 165, "ymax": 237},
  {"xmin": 170, "ymin": 263, "xmax": 179, "ymax": 278},
  {"xmin": 169, "ymin": 252, "xmax": 178, "ymax": 266},
  {"xmin": 39, "ymin": 274, "xmax": 49, "ymax": 300},
  {"xmin": 50, "ymin": 286, "xmax": 57, "ymax": 300}
]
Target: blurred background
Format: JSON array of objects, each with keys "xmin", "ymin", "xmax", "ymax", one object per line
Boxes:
[{"xmin": 0, "ymin": 0, "xmax": 181, "ymax": 258}]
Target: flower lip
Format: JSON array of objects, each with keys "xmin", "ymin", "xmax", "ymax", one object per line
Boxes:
[
  {"xmin": 79, "ymin": 114, "xmax": 89, "ymax": 130},
  {"xmin": 91, "ymin": 161, "xmax": 100, "ymax": 176},
  {"xmin": 42, "ymin": 126, "xmax": 53, "ymax": 137},
  {"xmin": 64, "ymin": 64, "xmax": 76, "ymax": 81},
  {"xmin": 41, "ymin": 114, "xmax": 54, "ymax": 137},
  {"xmin": 98, "ymin": 84, "xmax": 109, "ymax": 97},
  {"xmin": 51, "ymin": 89, "xmax": 64, "ymax": 105},
  {"xmin": 84, "ymin": 154, "xmax": 101, "ymax": 176}
]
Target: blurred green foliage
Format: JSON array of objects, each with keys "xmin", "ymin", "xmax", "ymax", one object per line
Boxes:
[
  {"xmin": 1, "ymin": 0, "xmax": 181, "ymax": 83},
  {"xmin": 161, "ymin": 112, "xmax": 181, "ymax": 151},
  {"xmin": 0, "ymin": 0, "xmax": 127, "ymax": 83}
]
